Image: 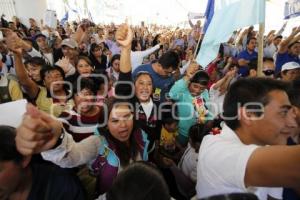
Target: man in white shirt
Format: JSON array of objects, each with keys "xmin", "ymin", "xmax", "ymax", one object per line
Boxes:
[
  {"xmin": 131, "ymin": 44, "xmax": 161, "ymax": 71},
  {"xmin": 264, "ymin": 35, "xmax": 282, "ymax": 59},
  {"xmin": 196, "ymin": 78, "xmax": 300, "ymax": 200}
]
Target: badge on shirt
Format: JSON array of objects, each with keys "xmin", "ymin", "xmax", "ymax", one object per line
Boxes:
[
  {"xmin": 153, "ymin": 88, "xmax": 161, "ymax": 102},
  {"xmin": 193, "ymin": 96, "xmax": 208, "ymax": 124}
]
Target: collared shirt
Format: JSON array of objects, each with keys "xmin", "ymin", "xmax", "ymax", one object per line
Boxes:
[
  {"xmin": 0, "ymin": 73, "xmax": 23, "ymax": 103},
  {"xmin": 105, "ymin": 39, "xmax": 121, "ymax": 56},
  {"xmin": 275, "ymin": 52, "xmax": 300, "ymax": 74},
  {"xmin": 264, "ymin": 43, "xmax": 277, "ymax": 59},
  {"xmin": 131, "ymin": 44, "xmax": 160, "ymax": 71},
  {"xmin": 196, "ymin": 124, "xmax": 282, "ymax": 200},
  {"xmin": 35, "ymin": 87, "xmax": 74, "ymax": 117},
  {"xmin": 237, "ymin": 49, "xmax": 258, "ymax": 67}
]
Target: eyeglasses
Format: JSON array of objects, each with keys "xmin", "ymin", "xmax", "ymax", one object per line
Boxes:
[{"xmin": 263, "ymin": 69, "xmax": 274, "ymax": 76}]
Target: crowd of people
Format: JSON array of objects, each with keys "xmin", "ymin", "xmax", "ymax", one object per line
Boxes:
[{"xmin": 1, "ymin": 14, "xmax": 300, "ymax": 200}]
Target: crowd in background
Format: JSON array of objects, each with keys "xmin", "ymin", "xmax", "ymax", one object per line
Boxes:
[{"xmin": 1, "ymin": 14, "xmax": 300, "ymax": 200}]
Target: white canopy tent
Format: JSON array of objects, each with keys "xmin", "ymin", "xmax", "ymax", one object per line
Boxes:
[{"xmin": 0, "ymin": 0, "xmax": 299, "ymax": 37}]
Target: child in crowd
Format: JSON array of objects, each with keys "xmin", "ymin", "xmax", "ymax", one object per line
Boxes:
[
  {"xmin": 160, "ymin": 109, "xmax": 179, "ymax": 155},
  {"xmin": 159, "ymin": 103, "xmax": 184, "ymax": 162},
  {"xmin": 59, "ymin": 78, "xmax": 103, "ymax": 142},
  {"xmin": 178, "ymin": 123, "xmax": 207, "ymax": 182},
  {"xmin": 95, "ymin": 74, "xmax": 114, "ymax": 105}
]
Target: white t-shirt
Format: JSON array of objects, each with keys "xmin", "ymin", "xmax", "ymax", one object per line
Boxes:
[
  {"xmin": 196, "ymin": 124, "xmax": 283, "ymax": 200},
  {"xmin": 131, "ymin": 44, "xmax": 160, "ymax": 71},
  {"xmin": 43, "ymin": 52, "xmax": 54, "ymax": 66},
  {"xmin": 141, "ymin": 99, "xmax": 154, "ymax": 120},
  {"xmin": 178, "ymin": 143, "xmax": 198, "ymax": 182},
  {"xmin": 209, "ymin": 84, "xmax": 225, "ymax": 118},
  {"xmin": 264, "ymin": 43, "xmax": 277, "ymax": 59}
]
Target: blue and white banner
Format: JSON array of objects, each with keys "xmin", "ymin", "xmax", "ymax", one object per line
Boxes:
[
  {"xmin": 203, "ymin": 0, "xmax": 215, "ymax": 33},
  {"xmin": 60, "ymin": 12, "xmax": 69, "ymax": 25},
  {"xmin": 196, "ymin": 0, "xmax": 265, "ymax": 68},
  {"xmin": 284, "ymin": 0, "xmax": 300, "ymax": 19}
]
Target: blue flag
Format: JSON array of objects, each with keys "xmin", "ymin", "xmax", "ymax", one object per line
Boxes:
[
  {"xmin": 196, "ymin": 0, "xmax": 265, "ymax": 68},
  {"xmin": 60, "ymin": 12, "xmax": 69, "ymax": 25},
  {"xmin": 88, "ymin": 11, "xmax": 94, "ymax": 22},
  {"xmin": 203, "ymin": 0, "xmax": 215, "ymax": 33}
]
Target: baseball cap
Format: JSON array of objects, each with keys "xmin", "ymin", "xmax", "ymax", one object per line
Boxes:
[
  {"xmin": 34, "ymin": 33, "xmax": 47, "ymax": 41},
  {"xmin": 281, "ymin": 62, "xmax": 300, "ymax": 72},
  {"xmin": 61, "ymin": 38, "xmax": 78, "ymax": 49}
]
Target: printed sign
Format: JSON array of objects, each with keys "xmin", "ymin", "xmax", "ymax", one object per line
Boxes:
[
  {"xmin": 45, "ymin": 10, "xmax": 58, "ymax": 29},
  {"xmin": 0, "ymin": 99, "xmax": 27, "ymax": 127},
  {"xmin": 284, "ymin": 0, "xmax": 300, "ymax": 19}
]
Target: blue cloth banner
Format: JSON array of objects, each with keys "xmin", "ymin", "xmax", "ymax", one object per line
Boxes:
[
  {"xmin": 60, "ymin": 12, "xmax": 69, "ymax": 25},
  {"xmin": 196, "ymin": 0, "xmax": 265, "ymax": 68},
  {"xmin": 203, "ymin": 0, "xmax": 215, "ymax": 33}
]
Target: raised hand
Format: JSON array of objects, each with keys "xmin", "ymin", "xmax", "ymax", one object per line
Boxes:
[
  {"xmin": 1, "ymin": 28, "xmax": 23, "ymax": 55},
  {"xmin": 226, "ymin": 67, "xmax": 237, "ymax": 79},
  {"xmin": 158, "ymin": 34, "xmax": 167, "ymax": 45},
  {"xmin": 115, "ymin": 23, "xmax": 133, "ymax": 49},
  {"xmin": 56, "ymin": 56, "xmax": 71, "ymax": 73},
  {"xmin": 185, "ymin": 61, "xmax": 200, "ymax": 80},
  {"xmin": 292, "ymin": 26, "xmax": 300, "ymax": 35},
  {"xmin": 16, "ymin": 104, "xmax": 63, "ymax": 156}
]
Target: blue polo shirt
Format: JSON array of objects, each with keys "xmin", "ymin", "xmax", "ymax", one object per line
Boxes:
[
  {"xmin": 133, "ymin": 64, "xmax": 175, "ymax": 103},
  {"xmin": 237, "ymin": 50, "xmax": 258, "ymax": 76},
  {"xmin": 275, "ymin": 52, "xmax": 300, "ymax": 74},
  {"xmin": 237, "ymin": 50, "xmax": 258, "ymax": 67}
]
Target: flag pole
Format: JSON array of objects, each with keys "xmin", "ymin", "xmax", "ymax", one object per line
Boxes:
[
  {"xmin": 257, "ymin": 23, "xmax": 265, "ymax": 77},
  {"xmin": 257, "ymin": 0, "xmax": 266, "ymax": 77},
  {"xmin": 193, "ymin": 33, "xmax": 202, "ymax": 59}
]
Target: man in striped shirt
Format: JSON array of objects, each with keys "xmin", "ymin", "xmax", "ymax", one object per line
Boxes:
[{"xmin": 59, "ymin": 78, "xmax": 103, "ymax": 142}]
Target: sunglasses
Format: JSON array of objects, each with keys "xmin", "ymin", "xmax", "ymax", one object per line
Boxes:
[{"xmin": 263, "ymin": 69, "xmax": 274, "ymax": 76}]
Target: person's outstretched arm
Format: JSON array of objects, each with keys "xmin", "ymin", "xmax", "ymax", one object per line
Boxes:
[
  {"xmin": 4, "ymin": 29, "xmax": 39, "ymax": 99},
  {"xmin": 16, "ymin": 104, "xmax": 101, "ymax": 168}
]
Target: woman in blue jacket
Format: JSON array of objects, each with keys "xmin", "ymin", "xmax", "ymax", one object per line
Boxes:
[{"xmin": 169, "ymin": 63, "xmax": 212, "ymax": 146}]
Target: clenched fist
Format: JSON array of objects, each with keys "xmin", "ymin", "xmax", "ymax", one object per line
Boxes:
[{"xmin": 16, "ymin": 104, "xmax": 63, "ymax": 156}]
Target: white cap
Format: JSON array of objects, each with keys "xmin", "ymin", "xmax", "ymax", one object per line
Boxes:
[
  {"xmin": 61, "ymin": 38, "xmax": 78, "ymax": 49},
  {"xmin": 281, "ymin": 62, "xmax": 300, "ymax": 72}
]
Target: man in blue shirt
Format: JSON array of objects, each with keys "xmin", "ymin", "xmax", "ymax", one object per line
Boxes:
[
  {"xmin": 133, "ymin": 51, "xmax": 180, "ymax": 103},
  {"xmin": 237, "ymin": 37, "xmax": 258, "ymax": 77},
  {"xmin": 275, "ymin": 27, "xmax": 300, "ymax": 74}
]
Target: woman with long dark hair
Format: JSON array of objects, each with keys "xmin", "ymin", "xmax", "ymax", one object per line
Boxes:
[{"xmin": 16, "ymin": 99, "xmax": 150, "ymax": 197}]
